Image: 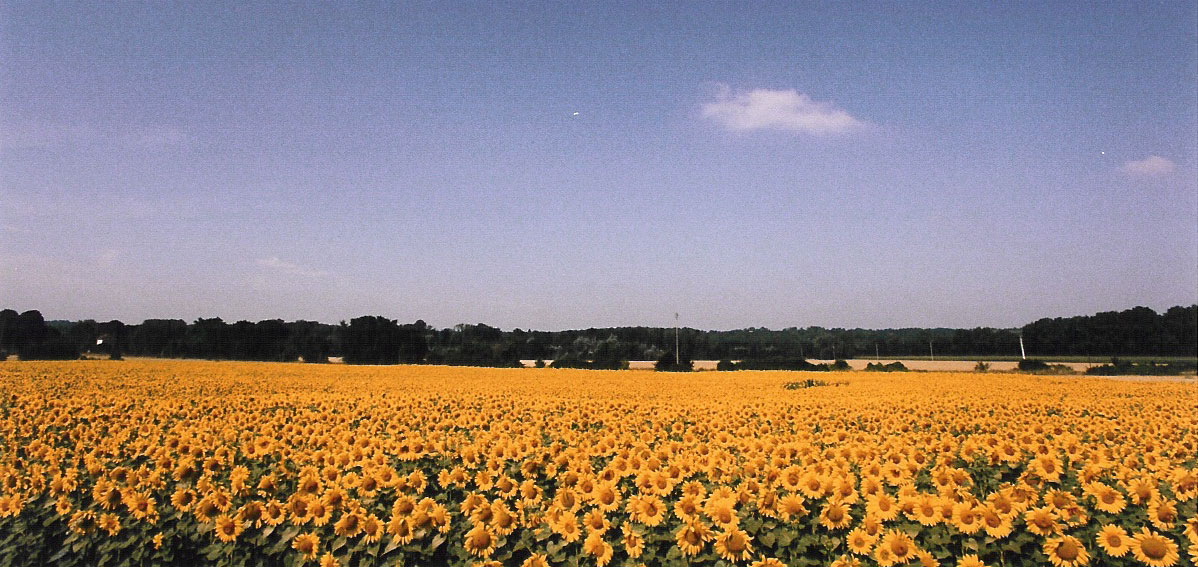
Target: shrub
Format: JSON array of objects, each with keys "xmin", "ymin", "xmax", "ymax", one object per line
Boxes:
[
  {"xmin": 732, "ymin": 357, "xmax": 829, "ymax": 371},
  {"xmin": 784, "ymin": 379, "xmax": 830, "ymax": 389},
  {"xmin": 716, "ymin": 359, "xmax": 738, "ymax": 371},
  {"xmin": 1086, "ymin": 359, "xmax": 1197, "ymax": 376},
  {"xmin": 655, "ymin": 352, "xmax": 693, "ymax": 372},
  {"xmin": 865, "ymin": 361, "xmax": 909, "ymax": 372},
  {"xmin": 974, "ymin": 361, "xmax": 991, "ymax": 372},
  {"xmin": 1017, "ymin": 359, "xmax": 1049, "ymax": 372},
  {"xmin": 830, "ymin": 359, "xmax": 851, "ymax": 371}
]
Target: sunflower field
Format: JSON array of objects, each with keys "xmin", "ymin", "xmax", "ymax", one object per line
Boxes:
[{"xmin": 0, "ymin": 360, "xmax": 1194, "ymax": 567}]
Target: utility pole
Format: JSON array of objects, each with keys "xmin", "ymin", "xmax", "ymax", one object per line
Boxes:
[
  {"xmin": 929, "ymin": 340, "xmax": 934, "ymax": 362},
  {"xmin": 1019, "ymin": 334, "xmax": 1026, "ymax": 360},
  {"xmin": 674, "ymin": 313, "xmax": 680, "ymax": 365},
  {"xmin": 875, "ymin": 343, "xmax": 879, "ymax": 361}
]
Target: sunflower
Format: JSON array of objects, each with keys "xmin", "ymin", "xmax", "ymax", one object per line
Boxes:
[
  {"xmin": 321, "ymin": 486, "xmax": 347, "ymax": 510},
  {"xmin": 553, "ymin": 487, "xmax": 580, "ymax": 511},
  {"xmin": 93, "ymin": 480, "xmax": 122, "ymax": 511},
  {"xmin": 464, "ymin": 522, "xmax": 497, "ymax": 558},
  {"xmin": 820, "ymin": 500, "xmax": 852, "ymax": 530},
  {"xmin": 753, "ymin": 558, "xmax": 788, "ymax": 567},
  {"xmin": 386, "ymin": 515, "xmax": 414, "ymax": 544},
  {"xmin": 955, "ymin": 554, "xmax": 986, "ymax": 567},
  {"xmin": 675, "ymin": 519, "xmax": 712, "ymax": 556},
  {"xmin": 1131, "ymin": 528, "xmax": 1179, "ymax": 567},
  {"xmin": 292, "ymin": 532, "xmax": 320, "ymax": 561},
  {"xmin": 213, "ymin": 514, "xmax": 242, "ymax": 543},
  {"xmin": 878, "ymin": 530, "xmax": 916, "ymax": 564},
  {"xmin": 1171, "ymin": 467, "xmax": 1197, "ymax": 501},
  {"xmin": 979, "ymin": 506, "xmax": 1013, "ymax": 539},
  {"xmin": 287, "ymin": 493, "xmax": 313, "ymax": 525},
  {"xmin": 1126, "ymin": 477, "xmax": 1159, "ymax": 506},
  {"xmin": 309, "ymin": 500, "xmax": 332, "ymax": 527},
  {"xmin": 714, "ymin": 527, "xmax": 753, "ymax": 563},
  {"xmin": 757, "ymin": 489, "xmax": 779, "ymax": 518},
  {"xmin": 675, "ymin": 494, "xmax": 702, "ymax": 520},
  {"xmin": 846, "ymin": 527, "xmax": 875, "ymax": 555},
  {"xmin": 582, "ymin": 508, "xmax": 609, "ymax": 534},
  {"xmin": 318, "ymin": 552, "xmax": 338, "ymax": 567},
  {"xmin": 263, "ymin": 499, "xmax": 286, "ymax": 526},
  {"xmin": 55, "ymin": 496, "xmax": 72, "ymax": 517},
  {"xmin": 913, "ymin": 549, "xmax": 939, "ymax": 567},
  {"xmin": 193, "ymin": 495, "xmax": 221, "ymax": 524},
  {"xmin": 780, "ymin": 466, "xmax": 803, "ymax": 492},
  {"xmin": 1085, "ymin": 482, "xmax": 1126, "ymax": 515},
  {"xmin": 910, "ymin": 494, "xmax": 942, "ymax": 526},
  {"xmin": 68, "ymin": 510, "xmax": 97, "ymax": 535},
  {"xmin": 621, "ymin": 524, "xmax": 645, "ymax": 558},
  {"xmin": 704, "ymin": 497, "xmax": 739, "ymax": 528},
  {"xmin": 489, "ymin": 501, "xmax": 518, "ymax": 535},
  {"xmin": 777, "ymin": 493, "xmax": 807, "ymax": 522},
  {"xmin": 333, "ymin": 509, "xmax": 364, "ymax": 538},
  {"xmin": 237, "ymin": 501, "xmax": 264, "ymax": 527},
  {"xmin": 1147, "ymin": 498, "xmax": 1178, "ymax": 530},
  {"xmin": 361, "ymin": 514, "xmax": 382, "ymax": 544},
  {"xmin": 953, "ymin": 503, "xmax": 982, "ymax": 534},
  {"xmin": 867, "ymin": 492, "xmax": 899, "ymax": 522},
  {"xmin": 798, "ymin": 472, "xmax": 827, "ymax": 499},
  {"xmin": 516, "ymin": 554, "xmax": 548, "ymax": 567},
  {"xmin": 629, "ymin": 495, "xmax": 667, "ymax": 527},
  {"xmin": 1184, "ymin": 516, "xmax": 1198, "ymax": 544},
  {"xmin": 1023, "ymin": 506, "xmax": 1059, "ymax": 536},
  {"xmin": 550, "ymin": 511, "xmax": 581, "ymax": 543},
  {"xmin": 1044, "ymin": 535, "xmax": 1089, "ymax": 567},
  {"xmin": 582, "ymin": 530, "xmax": 614, "ymax": 566},
  {"xmin": 874, "ymin": 543, "xmax": 899, "ymax": 567}
]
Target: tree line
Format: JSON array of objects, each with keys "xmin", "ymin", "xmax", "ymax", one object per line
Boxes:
[{"xmin": 2, "ymin": 304, "xmax": 1194, "ymax": 364}]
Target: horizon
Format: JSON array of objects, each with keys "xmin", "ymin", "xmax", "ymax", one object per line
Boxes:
[
  {"xmin": 4, "ymin": 3, "xmax": 1196, "ymax": 330},
  {"xmin": 20, "ymin": 301, "xmax": 1195, "ymax": 334}
]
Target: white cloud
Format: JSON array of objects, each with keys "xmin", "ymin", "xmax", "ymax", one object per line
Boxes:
[
  {"xmin": 702, "ymin": 85, "xmax": 866, "ymax": 134},
  {"xmin": 256, "ymin": 257, "xmax": 328, "ymax": 278},
  {"xmin": 1120, "ymin": 155, "xmax": 1175, "ymax": 176}
]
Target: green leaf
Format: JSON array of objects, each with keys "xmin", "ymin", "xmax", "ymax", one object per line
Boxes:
[
  {"xmin": 759, "ymin": 531, "xmax": 777, "ymax": 547},
  {"xmin": 776, "ymin": 530, "xmax": 794, "ymax": 547}
]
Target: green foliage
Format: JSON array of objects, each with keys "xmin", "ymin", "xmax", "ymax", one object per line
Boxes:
[{"xmin": 974, "ymin": 361, "xmax": 990, "ymax": 372}]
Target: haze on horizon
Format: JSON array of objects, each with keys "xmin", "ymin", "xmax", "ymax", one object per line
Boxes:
[{"xmin": 2, "ymin": 2, "xmax": 1196, "ymax": 332}]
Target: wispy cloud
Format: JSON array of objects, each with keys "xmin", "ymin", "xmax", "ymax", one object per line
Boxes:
[
  {"xmin": 1120, "ymin": 155, "xmax": 1175, "ymax": 176},
  {"xmin": 702, "ymin": 85, "xmax": 866, "ymax": 134},
  {"xmin": 256, "ymin": 257, "xmax": 328, "ymax": 278}
]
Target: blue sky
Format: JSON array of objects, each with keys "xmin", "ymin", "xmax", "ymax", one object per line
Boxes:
[{"xmin": 2, "ymin": 2, "xmax": 1196, "ymax": 330}]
